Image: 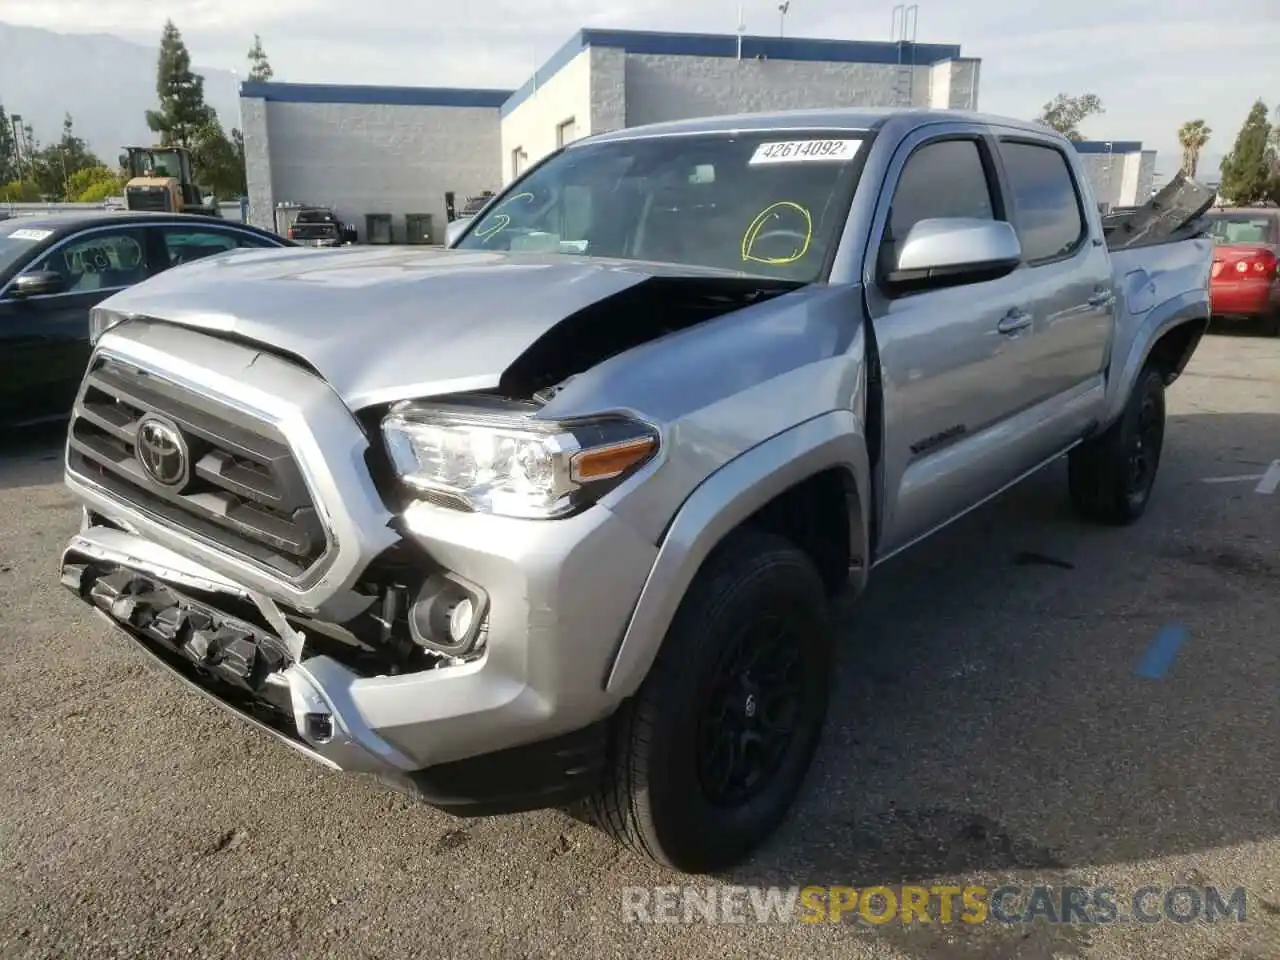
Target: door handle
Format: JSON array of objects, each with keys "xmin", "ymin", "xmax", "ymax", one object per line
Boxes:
[
  {"xmin": 1087, "ymin": 288, "xmax": 1114, "ymax": 308},
  {"xmin": 997, "ymin": 309, "xmax": 1033, "ymax": 335}
]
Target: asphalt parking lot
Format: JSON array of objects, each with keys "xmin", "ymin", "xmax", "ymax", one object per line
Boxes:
[{"xmin": 1, "ymin": 331, "xmax": 1277, "ymax": 960}]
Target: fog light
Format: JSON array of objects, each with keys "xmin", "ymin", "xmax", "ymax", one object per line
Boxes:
[
  {"xmin": 449, "ymin": 597, "xmax": 475, "ymax": 643},
  {"xmin": 407, "ymin": 572, "xmax": 489, "ymax": 657}
]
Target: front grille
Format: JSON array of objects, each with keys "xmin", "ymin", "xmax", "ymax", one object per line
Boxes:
[
  {"xmin": 126, "ymin": 186, "xmax": 170, "ymax": 211},
  {"xmin": 67, "ymin": 357, "xmax": 329, "ymax": 579}
]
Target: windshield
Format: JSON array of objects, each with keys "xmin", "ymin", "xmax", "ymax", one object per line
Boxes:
[
  {"xmin": 133, "ymin": 151, "xmax": 181, "ymax": 178},
  {"xmin": 455, "ymin": 131, "xmax": 868, "ymax": 282},
  {"xmin": 1206, "ymin": 214, "xmax": 1276, "ymax": 245}
]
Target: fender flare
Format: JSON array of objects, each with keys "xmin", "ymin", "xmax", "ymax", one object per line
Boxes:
[
  {"xmin": 1104, "ymin": 289, "xmax": 1208, "ymax": 424},
  {"xmin": 603, "ymin": 410, "xmax": 871, "ymax": 698}
]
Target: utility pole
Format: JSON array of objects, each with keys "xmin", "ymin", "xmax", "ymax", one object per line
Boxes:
[
  {"xmin": 778, "ymin": 1, "xmax": 790, "ymax": 37},
  {"xmin": 736, "ymin": 4, "xmax": 745, "ymax": 59}
]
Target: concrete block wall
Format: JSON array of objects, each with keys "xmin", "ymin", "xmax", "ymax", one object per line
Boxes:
[
  {"xmin": 590, "ymin": 47, "xmax": 627, "ymax": 134},
  {"xmin": 929, "ymin": 58, "xmax": 979, "ymax": 110},
  {"xmin": 621, "ymin": 55, "xmax": 933, "ymax": 129},
  {"xmin": 240, "ymin": 96, "xmax": 274, "ymax": 230},
  {"xmin": 1075, "ymin": 142, "xmax": 1156, "ymax": 210},
  {"xmin": 262, "ymin": 100, "xmax": 501, "ymax": 241}
]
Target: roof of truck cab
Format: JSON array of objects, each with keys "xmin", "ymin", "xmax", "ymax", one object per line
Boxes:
[{"xmin": 577, "ymin": 107, "xmax": 1063, "ymax": 144}]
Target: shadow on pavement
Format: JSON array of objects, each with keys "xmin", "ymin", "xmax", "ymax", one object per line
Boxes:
[
  {"xmin": 0, "ymin": 421, "xmax": 67, "ymax": 491},
  {"xmin": 719, "ymin": 411, "xmax": 1280, "ymax": 955}
]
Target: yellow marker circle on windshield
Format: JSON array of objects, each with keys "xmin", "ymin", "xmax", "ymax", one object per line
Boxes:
[
  {"xmin": 741, "ymin": 201, "xmax": 813, "ymax": 265},
  {"xmin": 474, "ymin": 192, "xmax": 536, "ymax": 241}
]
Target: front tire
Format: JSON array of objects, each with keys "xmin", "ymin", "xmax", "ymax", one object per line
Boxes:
[
  {"xmin": 1068, "ymin": 365, "xmax": 1167, "ymax": 525},
  {"xmin": 589, "ymin": 528, "xmax": 833, "ymax": 873}
]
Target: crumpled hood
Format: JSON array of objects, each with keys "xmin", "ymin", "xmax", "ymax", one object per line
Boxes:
[{"xmin": 99, "ymin": 245, "xmax": 771, "ymax": 410}]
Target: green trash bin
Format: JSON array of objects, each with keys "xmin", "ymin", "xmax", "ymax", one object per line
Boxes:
[
  {"xmin": 404, "ymin": 213, "xmax": 434, "ymax": 245},
  {"xmin": 365, "ymin": 213, "xmax": 393, "ymax": 244}
]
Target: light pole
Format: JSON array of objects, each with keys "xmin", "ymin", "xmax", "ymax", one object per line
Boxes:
[
  {"xmin": 10, "ymin": 113, "xmax": 26, "ymax": 190},
  {"xmin": 778, "ymin": 1, "xmax": 790, "ymax": 37}
]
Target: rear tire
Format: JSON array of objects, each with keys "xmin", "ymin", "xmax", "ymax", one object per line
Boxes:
[
  {"xmin": 588, "ymin": 528, "xmax": 833, "ymax": 873},
  {"xmin": 1068, "ymin": 366, "xmax": 1167, "ymax": 525}
]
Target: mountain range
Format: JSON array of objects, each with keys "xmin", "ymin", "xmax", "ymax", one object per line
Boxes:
[{"xmin": 0, "ymin": 22, "xmax": 241, "ymax": 163}]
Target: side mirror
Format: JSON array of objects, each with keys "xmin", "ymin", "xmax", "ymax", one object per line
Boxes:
[
  {"xmin": 11, "ymin": 270, "xmax": 67, "ymax": 298},
  {"xmin": 888, "ymin": 218, "xmax": 1022, "ymax": 289},
  {"xmin": 445, "ymin": 217, "xmax": 472, "ymax": 248}
]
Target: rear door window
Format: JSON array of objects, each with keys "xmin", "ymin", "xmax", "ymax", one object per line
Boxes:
[
  {"xmin": 161, "ymin": 228, "xmax": 241, "ymax": 268},
  {"xmin": 998, "ymin": 141, "xmax": 1087, "ymax": 263}
]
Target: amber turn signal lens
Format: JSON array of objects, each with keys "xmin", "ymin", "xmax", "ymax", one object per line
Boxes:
[{"xmin": 570, "ymin": 436, "xmax": 658, "ymax": 483}]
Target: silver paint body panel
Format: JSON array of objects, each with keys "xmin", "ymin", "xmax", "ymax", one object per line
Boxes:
[{"xmin": 63, "ymin": 108, "xmax": 1211, "ymax": 779}]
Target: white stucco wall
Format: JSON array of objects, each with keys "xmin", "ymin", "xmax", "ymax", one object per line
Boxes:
[
  {"xmin": 252, "ymin": 99, "xmax": 501, "ymax": 241},
  {"xmin": 500, "ymin": 49, "xmax": 594, "ymax": 184}
]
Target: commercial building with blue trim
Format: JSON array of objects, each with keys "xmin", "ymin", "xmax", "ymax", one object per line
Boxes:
[
  {"xmin": 238, "ymin": 26, "xmax": 1152, "ymax": 240},
  {"xmin": 239, "ymin": 27, "xmax": 979, "ymax": 239}
]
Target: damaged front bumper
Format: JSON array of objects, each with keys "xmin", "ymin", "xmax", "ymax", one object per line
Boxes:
[
  {"xmin": 61, "ymin": 508, "xmax": 656, "ymax": 815},
  {"xmin": 62, "ymin": 526, "xmax": 419, "ymax": 777}
]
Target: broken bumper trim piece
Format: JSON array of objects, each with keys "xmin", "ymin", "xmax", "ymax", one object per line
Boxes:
[{"xmin": 61, "ymin": 534, "xmax": 419, "ymax": 779}]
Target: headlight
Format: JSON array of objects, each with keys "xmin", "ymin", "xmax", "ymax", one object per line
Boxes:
[
  {"xmin": 89, "ymin": 307, "xmax": 126, "ymax": 345},
  {"xmin": 381, "ymin": 402, "xmax": 659, "ymax": 519}
]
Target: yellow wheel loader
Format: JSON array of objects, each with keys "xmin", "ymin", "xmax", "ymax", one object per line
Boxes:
[{"xmin": 120, "ymin": 146, "xmax": 221, "ymax": 217}]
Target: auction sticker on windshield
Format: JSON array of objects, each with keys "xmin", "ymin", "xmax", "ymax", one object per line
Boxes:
[
  {"xmin": 7, "ymin": 228, "xmax": 53, "ymax": 242},
  {"xmin": 749, "ymin": 140, "xmax": 862, "ymax": 165}
]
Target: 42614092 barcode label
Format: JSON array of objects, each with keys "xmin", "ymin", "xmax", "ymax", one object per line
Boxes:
[{"xmin": 748, "ymin": 139, "xmax": 862, "ymax": 165}]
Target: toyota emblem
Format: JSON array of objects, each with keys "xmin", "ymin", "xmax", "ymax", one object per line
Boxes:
[{"xmin": 135, "ymin": 416, "xmax": 190, "ymax": 489}]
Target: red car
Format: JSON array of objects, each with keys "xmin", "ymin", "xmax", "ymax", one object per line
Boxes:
[{"xmin": 1205, "ymin": 207, "xmax": 1280, "ymax": 335}]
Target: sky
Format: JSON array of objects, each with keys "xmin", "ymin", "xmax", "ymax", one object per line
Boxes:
[{"xmin": 2, "ymin": 0, "xmax": 1277, "ymax": 177}]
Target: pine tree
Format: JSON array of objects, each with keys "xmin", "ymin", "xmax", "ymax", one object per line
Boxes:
[
  {"xmin": 247, "ymin": 34, "xmax": 274, "ymax": 83},
  {"xmin": 0, "ymin": 104, "xmax": 17, "ymax": 183},
  {"xmin": 145, "ymin": 20, "xmax": 216, "ymax": 148},
  {"xmin": 1218, "ymin": 100, "xmax": 1277, "ymax": 205},
  {"xmin": 191, "ymin": 118, "xmax": 247, "ymax": 199}
]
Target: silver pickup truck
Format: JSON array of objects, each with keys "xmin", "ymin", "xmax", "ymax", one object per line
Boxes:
[{"xmin": 61, "ymin": 109, "xmax": 1213, "ymax": 873}]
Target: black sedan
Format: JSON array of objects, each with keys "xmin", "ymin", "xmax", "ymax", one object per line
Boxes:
[{"xmin": 0, "ymin": 211, "xmax": 293, "ymax": 427}]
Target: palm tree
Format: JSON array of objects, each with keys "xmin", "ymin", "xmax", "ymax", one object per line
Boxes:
[{"xmin": 1178, "ymin": 119, "xmax": 1212, "ymax": 178}]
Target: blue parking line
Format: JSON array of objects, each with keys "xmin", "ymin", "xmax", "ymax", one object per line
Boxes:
[{"xmin": 1135, "ymin": 624, "xmax": 1190, "ymax": 679}]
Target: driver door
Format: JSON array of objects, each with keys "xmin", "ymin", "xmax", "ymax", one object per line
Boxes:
[
  {"xmin": 0, "ymin": 226, "xmax": 153, "ymax": 423},
  {"xmin": 864, "ymin": 125, "xmax": 1043, "ymax": 556}
]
